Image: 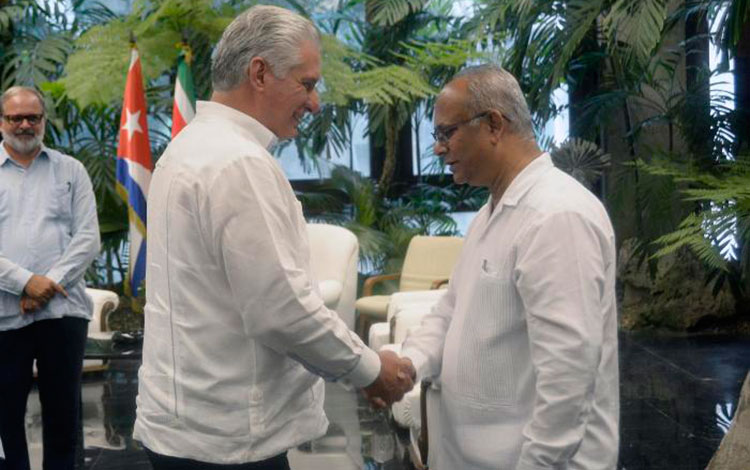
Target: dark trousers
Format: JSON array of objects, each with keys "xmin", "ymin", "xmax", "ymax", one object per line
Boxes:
[
  {"xmin": 145, "ymin": 448, "xmax": 290, "ymax": 470},
  {"xmin": 0, "ymin": 317, "xmax": 88, "ymax": 470}
]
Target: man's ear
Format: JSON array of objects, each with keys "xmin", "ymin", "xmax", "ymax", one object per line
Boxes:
[
  {"xmin": 487, "ymin": 109, "xmax": 506, "ymax": 143},
  {"xmin": 248, "ymin": 57, "xmax": 268, "ymax": 90},
  {"xmin": 487, "ymin": 110, "xmax": 505, "ymax": 133}
]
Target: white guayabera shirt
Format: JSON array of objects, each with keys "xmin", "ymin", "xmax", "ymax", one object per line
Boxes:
[
  {"xmin": 134, "ymin": 101, "xmax": 381, "ymax": 464},
  {"xmin": 402, "ymin": 154, "xmax": 620, "ymax": 470}
]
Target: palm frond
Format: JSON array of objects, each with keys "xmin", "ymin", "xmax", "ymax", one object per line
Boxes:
[
  {"xmin": 2, "ymin": 33, "xmax": 73, "ymax": 86},
  {"xmin": 604, "ymin": 0, "xmax": 668, "ymax": 66},
  {"xmin": 0, "ymin": 1, "xmax": 30, "ymax": 33},
  {"xmin": 368, "ymin": 0, "xmax": 430, "ymax": 27},
  {"xmin": 550, "ymin": 138, "xmax": 611, "ymax": 190},
  {"xmin": 652, "ymin": 214, "xmax": 729, "ymax": 271}
]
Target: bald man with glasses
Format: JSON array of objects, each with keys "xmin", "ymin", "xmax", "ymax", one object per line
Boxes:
[{"xmin": 400, "ymin": 65, "xmax": 620, "ymax": 470}]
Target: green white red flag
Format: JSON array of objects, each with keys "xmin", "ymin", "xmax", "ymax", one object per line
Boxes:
[{"xmin": 171, "ymin": 47, "xmax": 196, "ymax": 138}]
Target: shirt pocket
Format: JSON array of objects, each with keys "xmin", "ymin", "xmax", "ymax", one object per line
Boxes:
[
  {"xmin": 48, "ymin": 183, "xmax": 73, "ymax": 220},
  {"xmin": 454, "ymin": 259, "xmax": 521, "ymax": 407}
]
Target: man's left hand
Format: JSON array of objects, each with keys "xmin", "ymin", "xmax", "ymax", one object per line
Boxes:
[{"xmin": 20, "ymin": 295, "xmax": 45, "ymax": 314}]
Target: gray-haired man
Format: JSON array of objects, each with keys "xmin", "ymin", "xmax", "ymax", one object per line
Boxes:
[
  {"xmin": 401, "ymin": 65, "xmax": 620, "ymax": 469},
  {"xmin": 134, "ymin": 6, "xmax": 414, "ymax": 469}
]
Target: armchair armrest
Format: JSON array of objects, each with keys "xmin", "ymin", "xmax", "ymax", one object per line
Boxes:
[
  {"xmin": 362, "ymin": 273, "xmax": 400, "ymax": 297},
  {"xmin": 430, "ymin": 278, "xmax": 449, "ymax": 290},
  {"xmin": 86, "ymin": 288, "xmax": 120, "ymax": 333}
]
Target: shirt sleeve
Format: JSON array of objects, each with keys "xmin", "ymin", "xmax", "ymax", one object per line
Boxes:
[
  {"xmin": 203, "ymin": 156, "xmax": 380, "ymax": 388},
  {"xmin": 513, "ymin": 211, "xmax": 609, "ymax": 470},
  {"xmin": 399, "ymin": 283, "xmax": 456, "ymax": 382},
  {"xmin": 45, "ymin": 160, "xmax": 101, "ymax": 287},
  {"xmin": 0, "ymin": 256, "xmax": 34, "ymax": 295}
]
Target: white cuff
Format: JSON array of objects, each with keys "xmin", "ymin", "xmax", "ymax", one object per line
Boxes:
[
  {"xmin": 341, "ymin": 346, "xmax": 381, "ymax": 388},
  {"xmin": 12, "ymin": 267, "xmax": 34, "ymax": 295}
]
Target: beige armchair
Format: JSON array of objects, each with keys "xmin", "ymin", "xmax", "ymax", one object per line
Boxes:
[
  {"xmin": 83, "ymin": 288, "xmax": 120, "ymax": 372},
  {"xmin": 306, "ymin": 223, "xmax": 359, "ymax": 330},
  {"xmin": 355, "ymin": 235, "xmax": 463, "ymax": 339}
]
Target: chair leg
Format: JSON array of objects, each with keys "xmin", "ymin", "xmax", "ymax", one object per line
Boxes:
[
  {"xmin": 355, "ymin": 312, "xmax": 370, "ymax": 344},
  {"xmin": 418, "ymin": 380, "xmax": 431, "ymax": 466}
]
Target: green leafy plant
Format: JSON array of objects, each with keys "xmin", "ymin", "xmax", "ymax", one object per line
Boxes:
[
  {"xmin": 550, "ymin": 138, "xmax": 611, "ymax": 190},
  {"xmin": 299, "ymin": 165, "xmax": 461, "ymax": 275},
  {"xmin": 643, "ymin": 158, "xmax": 750, "ymax": 315}
]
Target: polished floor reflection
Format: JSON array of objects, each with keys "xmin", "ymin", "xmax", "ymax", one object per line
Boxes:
[{"xmin": 20, "ymin": 331, "xmax": 750, "ymax": 469}]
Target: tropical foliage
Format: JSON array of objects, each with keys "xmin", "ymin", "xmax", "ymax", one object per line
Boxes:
[
  {"xmin": 550, "ymin": 138, "xmax": 611, "ymax": 191},
  {"xmin": 2, "ymin": 0, "xmax": 748, "ymax": 319},
  {"xmin": 643, "ymin": 158, "xmax": 750, "ymax": 315},
  {"xmin": 299, "ymin": 165, "xmax": 474, "ymax": 275},
  {"xmin": 0, "ymin": 0, "xmax": 477, "ymax": 294},
  {"xmin": 473, "ymin": 0, "xmax": 749, "ymax": 318}
]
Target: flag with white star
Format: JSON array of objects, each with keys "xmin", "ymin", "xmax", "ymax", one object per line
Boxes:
[{"xmin": 116, "ymin": 47, "xmax": 153, "ymax": 298}]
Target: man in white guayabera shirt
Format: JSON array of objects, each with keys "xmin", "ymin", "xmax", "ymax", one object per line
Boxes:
[
  {"xmin": 401, "ymin": 65, "xmax": 619, "ymax": 470},
  {"xmin": 134, "ymin": 5, "xmax": 415, "ymax": 470}
]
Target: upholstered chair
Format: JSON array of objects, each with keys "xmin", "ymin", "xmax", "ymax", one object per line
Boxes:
[
  {"xmin": 306, "ymin": 223, "xmax": 359, "ymax": 331},
  {"xmin": 83, "ymin": 288, "xmax": 120, "ymax": 372},
  {"xmin": 355, "ymin": 235, "xmax": 463, "ymax": 340}
]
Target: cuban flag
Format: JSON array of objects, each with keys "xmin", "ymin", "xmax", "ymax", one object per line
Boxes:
[
  {"xmin": 116, "ymin": 47, "xmax": 153, "ymax": 298},
  {"xmin": 171, "ymin": 46, "xmax": 196, "ymax": 137}
]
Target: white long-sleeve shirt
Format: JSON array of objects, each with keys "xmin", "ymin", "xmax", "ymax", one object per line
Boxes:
[
  {"xmin": 402, "ymin": 154, "xmax": 619, "ymax": 470},
  {"xmin": 134, "ymin": 101, "xmax": 381, "ymax": 464}
]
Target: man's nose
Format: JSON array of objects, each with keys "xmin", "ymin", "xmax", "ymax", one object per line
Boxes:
[
  {"xmin": 307, "ymin": 89, "xmax": 320, "ymax": 115},
  {"xmin": 433, "ymin": 139, "xmax": 447, "ymax": 157}
]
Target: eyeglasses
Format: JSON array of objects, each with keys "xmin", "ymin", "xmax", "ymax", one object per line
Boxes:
[
  {"xmin": 297, "ymin": 77, "xmax": 319, "ymax": 94},
  {"xmin": 432, "ymin": 111, "xmax": 489, "ymax": 144},
  {"xmin": 3, "ymin": 114, "xmax": 45, "ymax": 126}
]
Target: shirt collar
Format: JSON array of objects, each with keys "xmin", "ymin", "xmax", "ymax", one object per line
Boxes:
[
  {"xmin": 195, "ymin": 101, "xmax": 279, "ymax": 151},
  {"xmin": 0, "ymin": 143, "xmax": 8, "ymax": 166},
  {"xmin": 496, "ymin": 152, "xmax": 553, "ymax": 208},
  {"xmin": 0, "ymin": 141, "xmax": 49, "ymax": 167}
]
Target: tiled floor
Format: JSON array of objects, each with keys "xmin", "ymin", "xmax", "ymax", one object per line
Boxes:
[{"xmin": 19, "ymin": 331, "xmax": 750, "ymax": 469}]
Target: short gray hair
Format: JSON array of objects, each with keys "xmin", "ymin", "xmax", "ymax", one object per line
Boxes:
[
  {"xmin": 453, "ymin": 64, "xmax": 534, "ymax": 140},
  {"xmin": 0, "ymin": 86, "xmax": 46, "ymax": 116},
  {"xmin": 211, "ymin": 5, "xmax": 320, "ymax": 91}
]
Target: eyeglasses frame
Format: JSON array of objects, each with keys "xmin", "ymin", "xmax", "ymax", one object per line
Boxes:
[{"xmin": 2, "ymin": 114, "xmax": 45, "ymax": 126}]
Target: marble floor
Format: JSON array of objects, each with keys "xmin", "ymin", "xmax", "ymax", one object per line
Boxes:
[{"xmin": 17, "ymin": 331, "xmax": 750, "ymax": 470}]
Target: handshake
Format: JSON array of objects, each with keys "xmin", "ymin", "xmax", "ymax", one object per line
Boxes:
[{"xmin": 362, "ymin": 350, "xmax": 417, "ymax": 409}]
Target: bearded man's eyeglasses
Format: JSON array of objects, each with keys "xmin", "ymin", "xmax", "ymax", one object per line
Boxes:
[
  {"xmin": 431, "ymin": 112, "xmax": 490, "ymax": 144},
  {"xmin": 3, "ymin": 114, "xmax": 45, "ymax": 126}
]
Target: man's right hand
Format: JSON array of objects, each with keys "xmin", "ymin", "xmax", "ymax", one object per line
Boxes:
[
  {"xmin": 23, "ymin": 274, "xmax": 67, "ymax": 302},
  {"xmin": 362, "ymin": 350, "xmax": 416, "ymax": 409}
]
